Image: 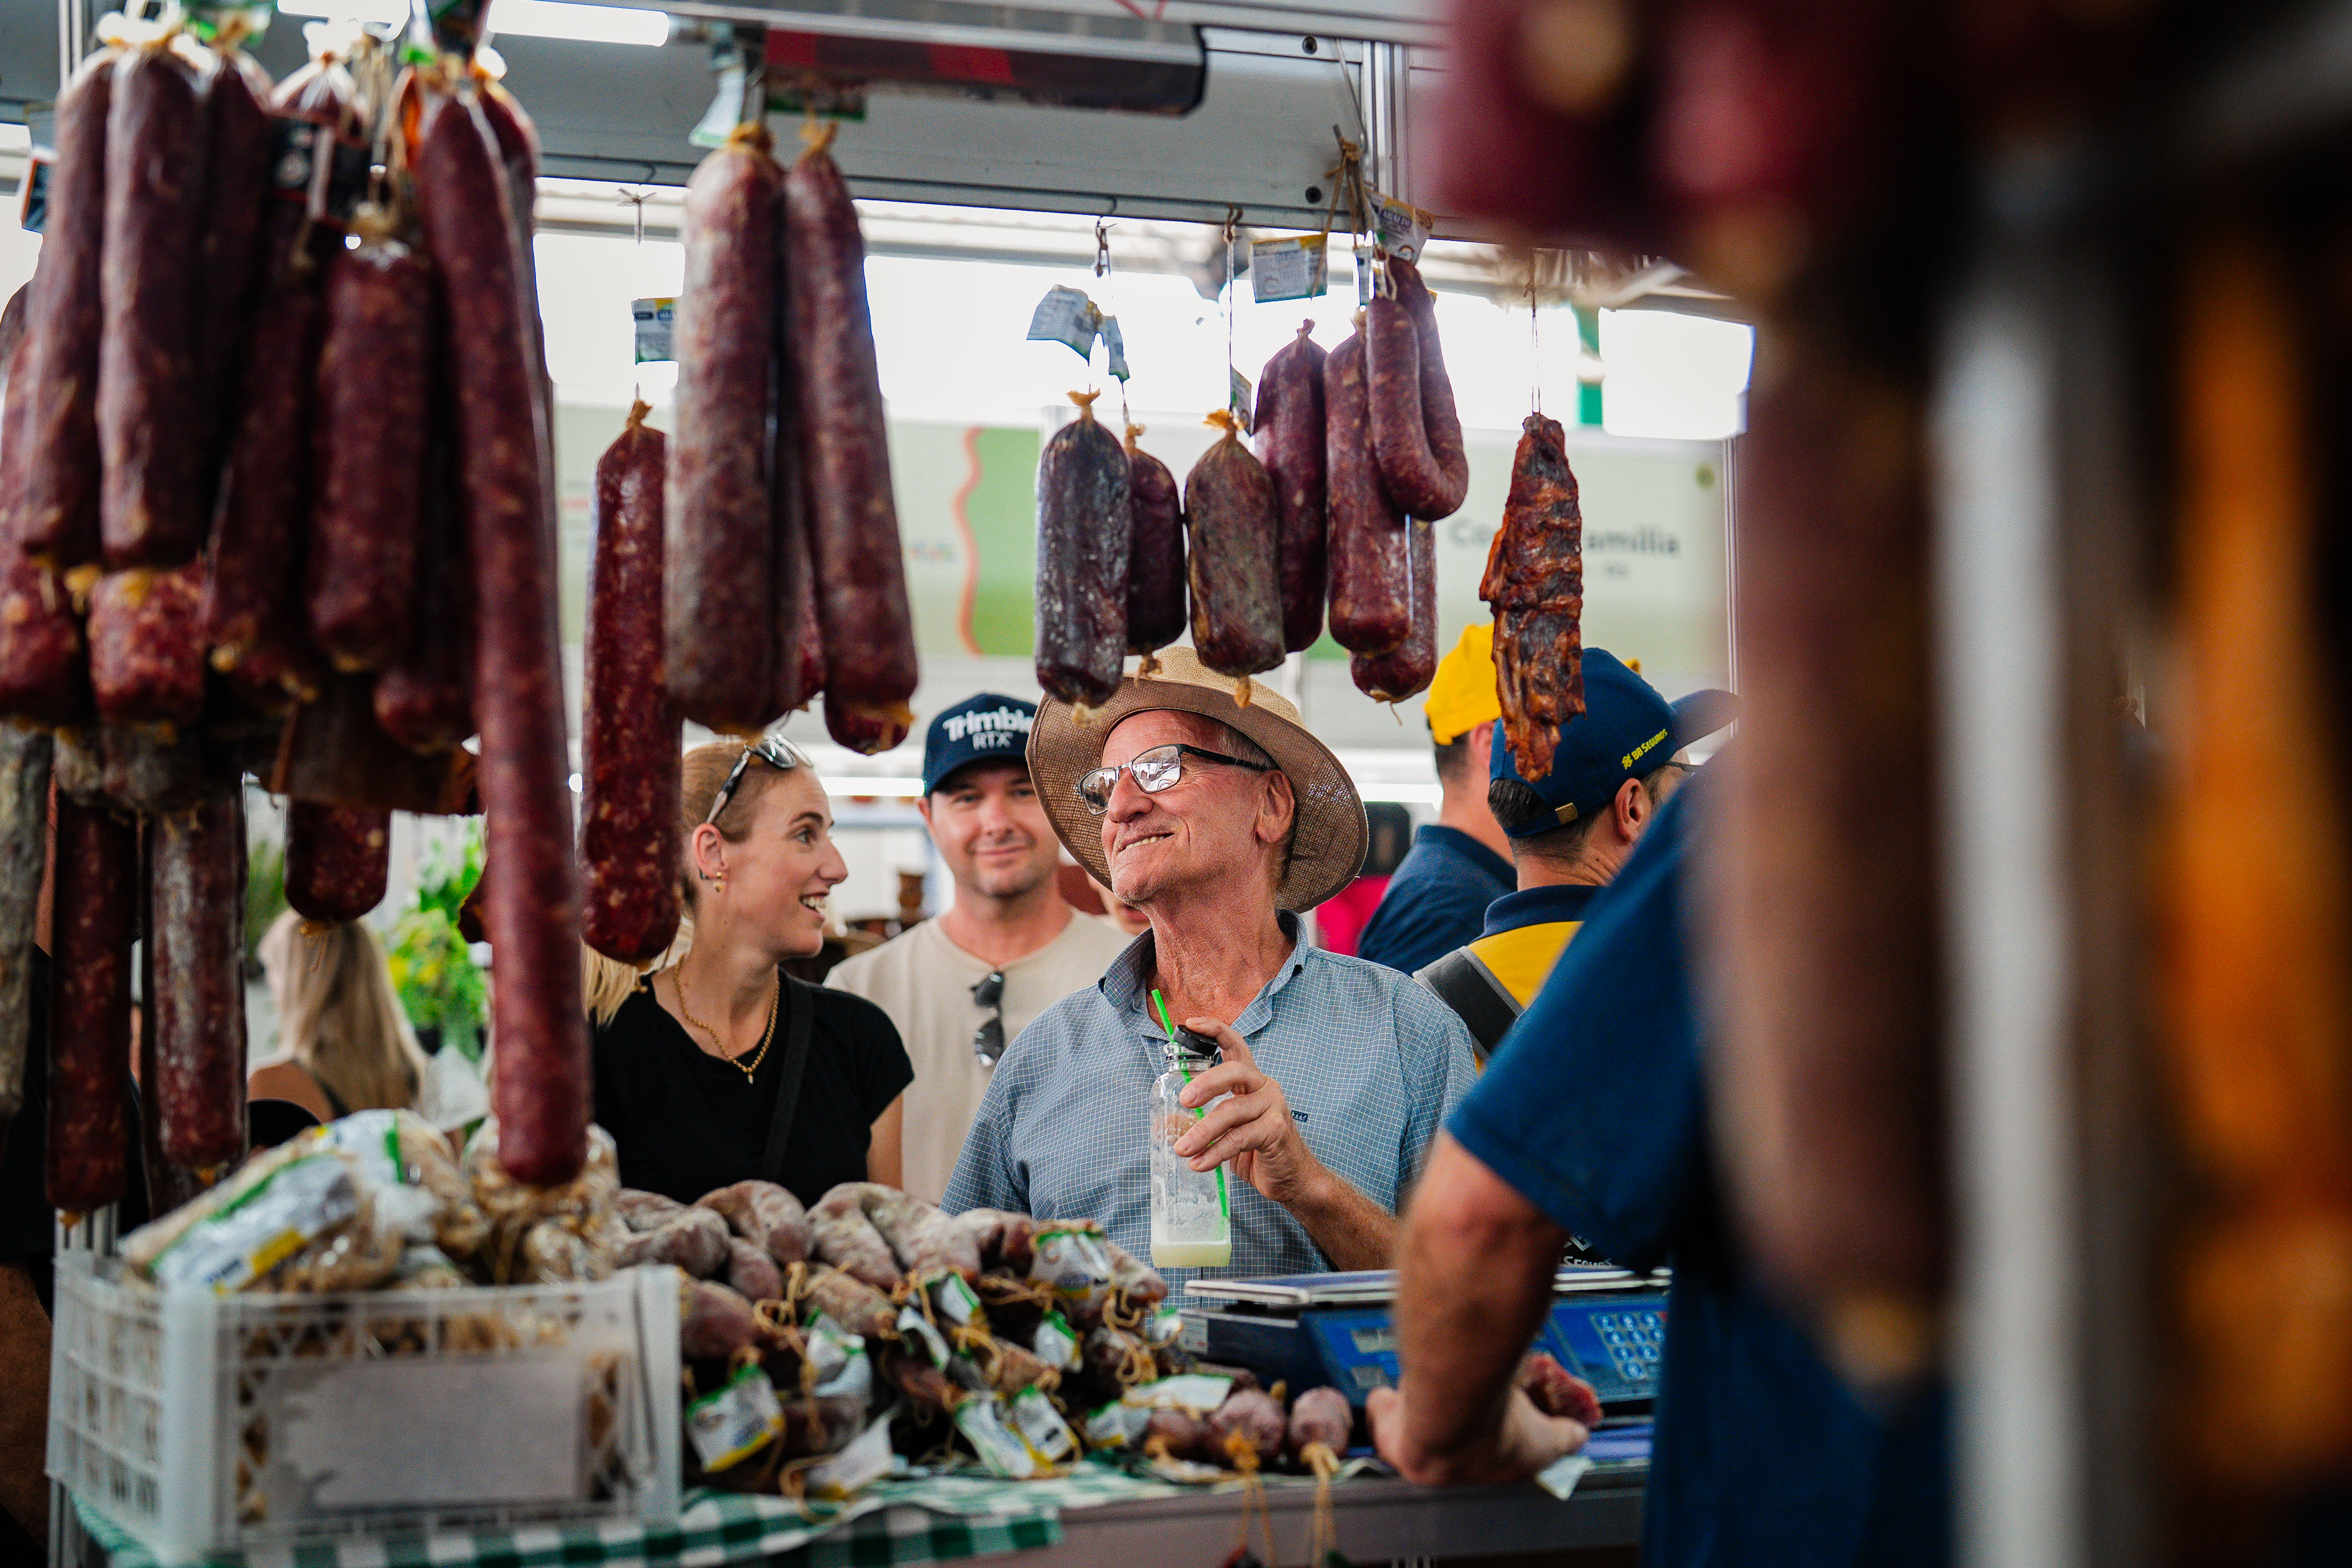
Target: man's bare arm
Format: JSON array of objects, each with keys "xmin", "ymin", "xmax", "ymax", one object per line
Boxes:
[
  {"xmin": 0, "ymin": 1263, "xmax": 51, "ymax": 1544},
  {"xmin": 1369, "ymin": 1133, "xmax": 1583, "ymax": 1483},
  {"xmin": 1280, "ymin": 1164, "xmax": 1398, "ymax": 1271}
]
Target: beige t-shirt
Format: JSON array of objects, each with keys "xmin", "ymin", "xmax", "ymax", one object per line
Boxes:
[{"xmin": 826, "ymin": 912, "xmax": 1134, "ymax": 1203}]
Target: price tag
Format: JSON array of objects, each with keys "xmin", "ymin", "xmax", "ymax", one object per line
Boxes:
[
  {"xmin": 1100, "ymin": 315, "xmax": 1131, "ymax": 381},
  {"xmin": 684, "ymin": 1363, "xmax": 783, "ymax": 1474},
  {"xmin": 1026, "ymin": 285, "xmax": 1103, "ymax": 361},
  {"xmin": 632, "ymin": 298, "xmax": 676, "ymax": 364},
  {"xmin": 1250, "ymin": 234, "xmax": 1328, "ymax": 303},
  {"xmin": 1372, "ymin": 191, "xmax": 1438, "ymax": 264},
  {"xmin": 1229, "ymin": 368, "xmax": 1255, "ymax": 434},
  {"xmin": 690, "ymin": 61, "xmax": 750, "ymax": 150}
]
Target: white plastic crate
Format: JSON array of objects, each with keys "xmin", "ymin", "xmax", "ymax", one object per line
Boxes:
[{"xmin": 47, "ymin": 1255, "xmax": 681, "ymax": 1566}]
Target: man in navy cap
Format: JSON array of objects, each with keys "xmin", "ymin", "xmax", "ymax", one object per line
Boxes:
[
  {"xmin": 1418, "ymin": 650, "xmax": 1736, "ymax": 1061},
  {"xmin": 828, "ymin": 694, "xmax": 1129, "ymax": 1201}
]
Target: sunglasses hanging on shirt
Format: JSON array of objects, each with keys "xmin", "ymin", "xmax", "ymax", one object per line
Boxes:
[{"xmin": 971, "ymin": 969, "xmax": 1007, "ymax": 1067}]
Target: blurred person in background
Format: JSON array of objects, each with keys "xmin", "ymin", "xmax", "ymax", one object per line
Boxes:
[
  {"xmin": 251, "ymin": 911, "xmax": 461, "ymax": 1124},
  {"xmin": 1418, "ymin": 651, "xmax": 1736, "ymax": 1061},
  {"xmin": 594, "ymin": 737, "xmax": 910, "ymax": 1207},
  {"xmin": 1311, "ymin": 801, "xmax": 1413, "ymax": 957},
  {"xmin": 1356, "ymin": 627, "xmax": 1515, "ymax": 974},
  {"xmin": 830, "ymin": 695, "xmax": 1129, "ymax": 1203}
]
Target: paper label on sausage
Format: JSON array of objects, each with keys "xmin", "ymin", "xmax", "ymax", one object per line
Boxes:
[
  {"xmin": 806, "ymin": 1411, "xmax": 896, "ymax": 1499},
  {"xmin": 956, "ymin": 1395, "xmax": 1041, "ymax": 1478},
  {"xmin": 1100, "ymin": 316, "xmax": 1131, "ymax": 382},
  {"xmin": 897, "ymin": 1304, "xmax": 953, "ymax": 1368},
  {"xmin": 1084, "ymin": 1399, "xmax": 1152, "ymax": 1448},
  {"xmin": 805, "ymin": 1315, "xmax": 872, "ymax": 1402},
  {"xmin": 1145, "ymin": 1306, "xmax": 1184, "ymax": 1347},
  {"xmin": 1251, "ymin": 234, "xmax": 1328, "ymax": 303},
  {"xmin": 1026, "ymin": 285, "xmax": 1103, "ymax": 361},
  {"xmin": 929, "ymin": 1272, "xmax": 982, "ymax": 1327},
  {"xmin": 148, "ymin": 1153, "xmax": 360, "ymax": 1294},
  {"xmin": 1371, "ymin": 190, "xmax": 1437, "ymax": 264},
  {"xmin": 1229, "ymin": 368, "xmax": 1255, "ymax": 434},
  {"xmin": 1121, "ymin": 1373, "xmax": 1233, "ymax": 1413},
  {"xmin": 1033, "ymin": 1309, "xmax": 1081, "ymax": 1371},
  {"xmin": 685, "ymin": 1362, "xmax": 783, "ymax": 1474},
  {"xmin": 1029, "ymin": 1225, "xmax": 1113, "ymax": 1315},
  {"xmin": 632, "ymin": 298, "xmax": 676, "ymax": 364},
  {"xmin": 1012, "ymin": 1386, "xmax": 1079, "ymax": 1462},
  {"xmin": 690, "ymin": 61, "xmax": 752, "ymax": 149}
]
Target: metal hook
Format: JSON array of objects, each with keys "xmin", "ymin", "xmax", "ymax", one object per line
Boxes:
[{"xmin": 1095, "ymin": 217, "xmax": 1112, "ymax": 278}]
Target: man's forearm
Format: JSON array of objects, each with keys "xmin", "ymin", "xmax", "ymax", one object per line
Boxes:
[
  {"xmin": 0, "ymin": 1263, "xmax": 51, "ymax": 1545},
  {"xmin": 1282, "ymin": 1165, "xmax": 1399, "ymax": 1271},
  {"xmin": 1390, "ymin": 1140, "xmax": 1566, "ymax": 1479}
]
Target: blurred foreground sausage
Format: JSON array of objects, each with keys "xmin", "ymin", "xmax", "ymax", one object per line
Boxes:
[
  {"xmin": 666, "ymin": 123, "xmax": 781, "ymax": 734},
  {"xmin": 153, "ymin": 791, "xmax": 248, "ymax": 1176},
  {"xmin": 413, "ymin": 76, "xmax": 586, "ymax": 1184},
  {"xmin": 1034, "ymin": 391, "xmax": 1131, "ymax": 709},
  {"xmin": 0, "ymin": 725, "xmax": 50, "ymax": 1139},
  {"xmin": 48, "ymin": 797, "xmax": 135, "ymax": 1217},
  {"xmin": 285, "ymin": 800, "xmax": 388, "ymax": 924},
  {"xmin": 18, "ymin": 50, "xmax": 115, "ymax": 574},
  {"xmin": 87, "ymin": 564, "xmax": 206, "ymax": 729},
  {"xmin": 584, "ymin": 402, "xmax": 680, "ymax": 964},
  {"xmin": 784, "ymin": 124, "xmax": 918, "ymax": 754}
]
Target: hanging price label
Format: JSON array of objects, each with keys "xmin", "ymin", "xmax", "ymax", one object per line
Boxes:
[
  {"xmin": 631, "ymin": 297, "xmax": 676, "ymax": 364},
  {"xmin": 1026, "ymin": 285, "xmax": 1103, "ymax": 361},
  {"xmin": 1229, "ymin": 368, "xmax": 1255, "ymax": 434},
  {"xmin": 1250, "ymin": 234, "xmax": 1328, "ymax": 303},
  {"xmin": 1100, "ymin": 315, "xmax": 1131, "ymax": 381},
  {"xmin": 1371, "ymin": 191, "xmax": 1438, "ymax": 264}
]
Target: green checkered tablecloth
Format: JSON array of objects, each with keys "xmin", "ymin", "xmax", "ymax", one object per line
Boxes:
[{"xmin": 71, "ymin": 1463, "xmax": 1273, "ymax": 1568}]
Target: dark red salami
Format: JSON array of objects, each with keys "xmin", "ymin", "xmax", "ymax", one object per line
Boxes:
[
  {"xmin": 1035, "ymin": 391, "xmax": 1132, "ymax": 709},
  {"xmin": 153, "ymin": 791, "xmax": 248, "ymax": 1175},
  {"xmin": 1123, "ymin": 425, "xmax": 1186, "ymax": 662},
  {"xmin": 770, "ymin": 205, "xmax": 819, "ymax": 719},
  {"xmin": 1183, "ymin": 409, "xmax": 1284, "ymax": 680},
  {"xmin": 666, "ymin": 124, "xmax": 781, "ymax": 735},
  {"xmin": 1364, "ymin": 259, "xmax": 1468, "ymax": 522},
  {"xmin": 284, "ymin": 799, "xmax": 388, "ymax": 924},
  {"xmin": 0, "ymin": 329, "xmax": 93, "ymax": 726},
  {"xmin": 98, "ymin": 41, "xmax": 210, "ymax": 569},
  {"xmin": 1256, "ymin": 321, "xmax": 1330, "ymax": 652},
  {"xmin": 0, "ymin": 725, "xmax": 50, "ymax": 1136},
  {"xmin": 307, "ymin": 225, "xmax": 435, "ymax": 671},
  {"xmin": 785, "ymin": 125, "xmax": 918, "ymax": 754},
  {"xmin": 47, "ymin": 797, "xmax": 135, "ymax": 1217},
  {"xmin": 1323, "ymin": 325, "xmax": 1411, "ymax": 655},
  {"xmin": 193, "ymin": 50, "xmax": 277, "ymax": 499},
  {"xmin": 584, "ymin": 403, "xmax": 681, "ymax": 964},
  {"xmin": 372, "ymin": 396, "xmax": 476, "ymax": 750},
  {"xmin": 1351, "ymin": 518, "xmax": 1436, "ymax": 702},
  {"xmin": 18, "ymin": 51, "xmax": 116, "ymax": 574},
  {"xmin": 412, "ymin": 78, "xmax": 586, "ymax": 1185},
  {"xmin": 88, "ymin": 564, "xmax": 207, "ymax": 729}
]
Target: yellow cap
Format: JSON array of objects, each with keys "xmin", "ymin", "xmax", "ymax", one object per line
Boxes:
[{"xmin": 1423, "ymin": 623, "xmax": 1501, "ymax": 745}]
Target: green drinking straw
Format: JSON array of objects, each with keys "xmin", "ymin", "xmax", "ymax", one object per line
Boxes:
[{"xmin": 1150, "ymin": 989, "xmax": 1229, "ymax": 1220}]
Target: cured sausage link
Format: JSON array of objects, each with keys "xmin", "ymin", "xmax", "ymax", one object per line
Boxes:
[
  {"xmin": 153, "ymin": 792, "xmax": 248, "ymax": 1176},
  {"xmin": 1034, "ymin": 391, "xmax": 1132, "ymax": 708},
  {"xmin": 284, "ymin": 800, "xmax": 388, "ymax": 924},
  {"xmin": 1351, "ymin": 517, "xmax": 1436, "ymax": 702},
  {"xmin": 19, "ymin": 51, "xmax": 114, "ymax": 572},
  {"xmin": 98, "ymin": 42, "xmax": 210, "ymax": 569},
  {"xmin": 584, "ymin": 403, "xmax": 682, "ymax": 964},
  {"xmin": 0, "ymin": 725, "xmax": 51, "ymax": 1137},
  {"xmin": 1122, "ymin": 426, "xmax": 1186, "ymax": 659},
  {"xmin": 1183, "ymin": 409, "xmax": 1285, "ymax": 680},
  {"xmin": 0, "ymin": 321, "xmax": 94, "ymax": 726},
  {"xmin": 193, "ymin": 51, "xmax": 277, "ymax": 502},
  {"xmin": 666, "ymin": 125, "xmax": 781, "ymax": 733},
  {"xmin": 413, "ymin": 82, "xmax": 586, "ymax": 1185},
  {"xmin": 47, "ymin": 797, "xmax": 135, "ymax": 1217},
  {"xmin": 1322, "ymin": 327, "xmax": 1411, "ymax": 655},
  {"xmin": 1481, "ymin": 412, "xmax": 1586, "ymax": 778},
  {"xmin": 307, "ymin": 232, "xmax": 436, "ymax": 672},
  {"xmin": 1256, "ymin": 321, "xmax": 1330, "ymax": 652},
  {"xmin": 1364, "ymin": 259, "xmax": 1468, "ymax": 522},
  {"xmin": 88, "ymin": 564, "xmax": 207, "ymax": 729},
  {"xmin": 373, "ymin": 395, "xmax": 476, "ymax": 750},
  {"xmin": 770, "ymin": 198, "xmax": 820, "ymax": 718},
  {"xmin": 785, "ymin": 125, "xmax": 919, "ymax": 754}
]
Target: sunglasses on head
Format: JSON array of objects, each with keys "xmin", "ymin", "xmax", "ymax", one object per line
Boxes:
[
  {"xmin": 705, "ymin": 734, "xmax": 812, "ymax": 825},
  {"xmin": 1076, "ymin": 742, "xmax": 1272, "ymax": 815}
]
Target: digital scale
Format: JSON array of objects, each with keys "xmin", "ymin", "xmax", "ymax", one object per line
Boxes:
[{"xmin": 1179, "ymin": 1264, "xmax": 1672, "ymax": 1412}]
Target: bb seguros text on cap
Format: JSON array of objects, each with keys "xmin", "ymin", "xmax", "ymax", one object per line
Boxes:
[
  {"xmin": 922, "ymin": 693, "xmax": 1038, "ymax": 794},
  {"xmin": 1490, "ymin": 649, "xmax": 1738, "ymax": 836}
]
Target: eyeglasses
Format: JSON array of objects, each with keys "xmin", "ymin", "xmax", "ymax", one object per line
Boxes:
[
  {"xmin": 1076, "ymin": 743, "xmax": 1272, "ymax": 815},
  {"xmin": 970, "ymin": 969, "xmax": 1006, "ymax": 1068},
  {"xmin": 705, "ymin": 734, "xmax": 810, "ymax": 825}
]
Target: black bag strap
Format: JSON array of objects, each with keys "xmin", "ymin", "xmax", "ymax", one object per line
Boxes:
[
  {"xmin": 1416, "ymin": 949, "xmax": 1522, "ymax": 1064},
  {"xmin": 757, "ymin": 973, "xmax": 818, "ymax": 1187}
]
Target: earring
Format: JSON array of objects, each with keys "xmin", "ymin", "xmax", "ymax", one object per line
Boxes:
[{"xmin": 715, "ymin": 870, "xmax": 726, "ymax": 893}]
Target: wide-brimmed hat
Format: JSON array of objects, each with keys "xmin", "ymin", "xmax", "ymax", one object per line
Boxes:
[{"xmin": 1028, "ymin": 648, "xmax": 1368, "ymax": 913}]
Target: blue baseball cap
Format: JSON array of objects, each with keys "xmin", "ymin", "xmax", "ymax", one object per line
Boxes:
[
  {"xmin": 1489, "ymin": 650, "xmax": 1736, "ymax": 836},
  {"xmin": 923, "ymin": 694, "xmax": 1038, "ymax": 795}
]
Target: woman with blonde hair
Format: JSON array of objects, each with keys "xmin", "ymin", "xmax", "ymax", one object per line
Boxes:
[
  {"xmin": 250, "ymin": 911, "xmax": 436, "ymax": 1123},
  {"xmin": 591, "ymin": 736, "xmax": 911, "ymax": 1206}
]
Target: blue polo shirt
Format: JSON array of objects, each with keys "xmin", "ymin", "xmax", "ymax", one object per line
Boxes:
[
  {"xmin": 1354, "ymin": 825, "xmax": 1514, "ymax": 974},
  {"xmin": 1447, "ymin": 783, "xmax": 1950, "ymax": 1568}
]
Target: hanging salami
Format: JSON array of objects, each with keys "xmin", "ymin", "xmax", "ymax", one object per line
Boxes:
[
  {"xmin": 1123, "ymin": 425, "xmax": 1187, "ymax": 666},
  {"xmin": 1034, "ymin": 391, "xmax": 1132, "ymax": 709},
  {"xmin": 1482, "ymin": 412, "xmax": 1586, "ymax": 778},
  {"xmin": 1256, "ymin": 321, "xmax": 1330, "ymax": 652}
]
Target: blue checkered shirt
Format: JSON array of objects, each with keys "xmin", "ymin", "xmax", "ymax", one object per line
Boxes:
[{"xmin": 942, "ymin": 913, "xmax": 1479, "ymax": 1288}]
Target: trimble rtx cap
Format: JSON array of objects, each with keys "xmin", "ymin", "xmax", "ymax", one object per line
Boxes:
[
  {"xmin": 1490, "ymin": 650, "xmax": 1737, "ymax": 836},
  {"xmin": 923, "ymin": 694, "xmax": 1037, "ymax": 794}
]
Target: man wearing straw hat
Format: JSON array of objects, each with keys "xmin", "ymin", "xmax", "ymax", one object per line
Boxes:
[{"xmin": 944, "ymin": 650, "xmax": 1479, "ymax": 1280}]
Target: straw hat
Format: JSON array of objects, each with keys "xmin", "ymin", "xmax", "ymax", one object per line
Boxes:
[{"xmin": 1027, "ymin": 648, "xmax": 1369, "ymax": 913}]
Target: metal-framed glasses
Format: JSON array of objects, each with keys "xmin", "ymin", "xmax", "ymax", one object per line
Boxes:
[
  {"xmin": 1075, "ymin": 743, "xmax": 1272, "ymax": 815},
  {"xmin": 971, "ymin": 969, "xmax": 1006, "ymax": 1067},
  {"xmin": 705, "ymin": 734, "xmax": 811, "ymax": 825}
]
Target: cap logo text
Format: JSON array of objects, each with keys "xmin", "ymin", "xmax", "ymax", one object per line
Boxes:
[{"xmin": 1622, "ymin": 727, "xmax": 1669, "ymax": 770}]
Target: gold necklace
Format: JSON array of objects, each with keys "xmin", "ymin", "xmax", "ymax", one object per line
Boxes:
[{"xmin": 674, "ymin": 968, "xmax": 781, "ymax": 1081}]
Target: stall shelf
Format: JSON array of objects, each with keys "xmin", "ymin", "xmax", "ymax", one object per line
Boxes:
[{"xmin": 67, "ymin": 1463, "xmax": 1642, "ymax": 1568}]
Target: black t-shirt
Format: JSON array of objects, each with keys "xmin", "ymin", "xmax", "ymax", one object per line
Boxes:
[{"xmin": 591, "ymin": 973, "xmax": 912, "ymax": 1208}]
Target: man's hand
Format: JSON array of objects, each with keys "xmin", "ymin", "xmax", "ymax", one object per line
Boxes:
[
  {"xmin": 1170, "ymin": 1017, "xmax": 1321, "ymax": 1205},
  {"xmin": 1368, "ymin": 1383, "xmax": 1588, "ymax": 1487}
]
